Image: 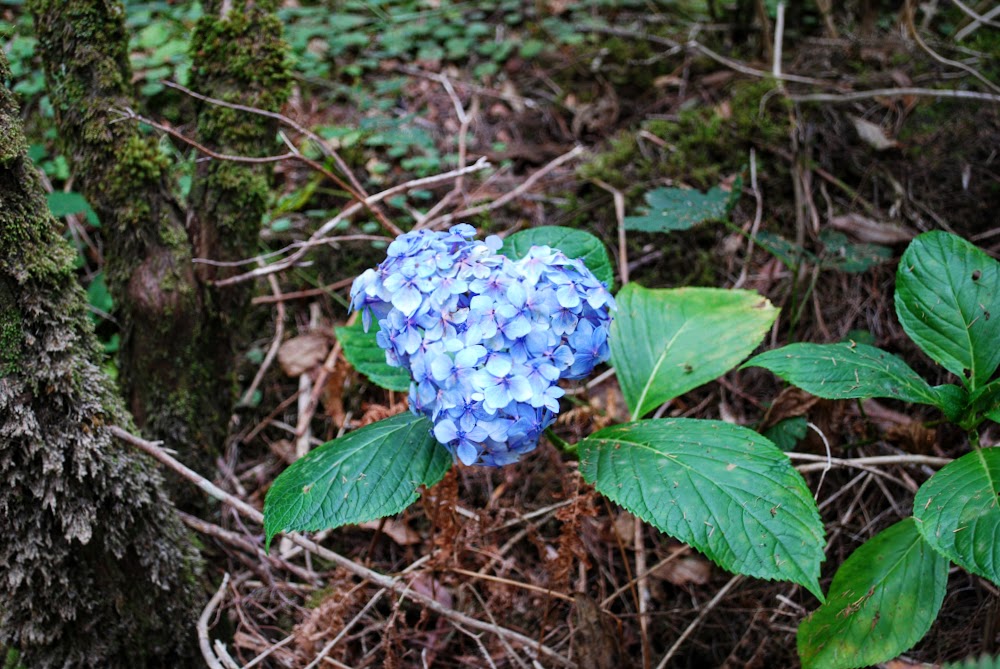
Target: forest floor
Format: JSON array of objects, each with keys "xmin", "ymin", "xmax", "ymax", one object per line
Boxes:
[{"xmin": 6, "ymin": 1, "xmax": 1000, "ymax": 667}]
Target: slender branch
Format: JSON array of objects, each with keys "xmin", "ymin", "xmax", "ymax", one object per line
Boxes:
[
  {"xmin": 214, "ymin": 157, "xmax": 491, "ymax": 287},
  {"xmin": 198, "ymin": 572, "xmax": 230, "ymax": 669},
  {"xmin": 789, "ymin": 86, "xmax": 1000, "ymax": 104},
  {"xmin": 240, "ymin": 270, "xmax": 285, "ymax": 406},
  {"xmin": 955, "ymin": 2, "xmax": 1000, "ymax": 40},
  {"xmin": 164, "ymin": 80, "xmax": 388, "ymax": 228},
  {"xmin": 904, "ymin": 0, "xmax": 1000, "ymax": 95},
  {"xmin": 425, "ymin": 146, "xmax": 585, "ymax": 228},
  {"xmin": 788, "ymin": 452, "xmax": 952, "ymax": 473},
  {"xmin": 110, "ymin": 425, "xmax": 573, "ymax": 667},
  {"xmin": 655, "ymin": 575, "xmax": 742, "ymax": 669},
  {"xmin": 950, "ymin": 0, "xmax": 1000, "ymax": 30},
  {"xmin": 113, "ymin": 108, "xmax": 402, "ymax": 236}
]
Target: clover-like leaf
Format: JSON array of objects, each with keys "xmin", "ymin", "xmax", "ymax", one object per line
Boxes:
[
  {"xmin": 578, "ymin": 418, "xmax": 825, "ymax": 599},
  {"xmin": 264, "ymin": 413, "xmax": 450, "ymax": 547},
  {"xmin": 500, "ymin": 225, "xmax": 615, "ymax": 288},
  {"xmin": 895, "ymin": 231, "xmax": 1000, "ymax": 390},
  {"xmin": 797, "ymin": 518, "xmax": 949, "ymax": 669},
  {"xmin": 611, "ymin": 285, "xmax": 778, "ymax": 420},
  {"xmin": 913, "ymin": 447, "xmax": 1000, "ymax": 586},
  {"xmin": 336, "ymin": 320, "xmax": 411, "ymax": 392},
  {"xmin": 624, "ymin": 182, "xmax": 740, "ymax": 233}
]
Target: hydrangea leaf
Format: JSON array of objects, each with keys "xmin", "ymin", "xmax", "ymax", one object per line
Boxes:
[
  {"xmin": 611, "ymin": 285, "xmax": 778, "ymax": 419},
  {"xmin": 744, "ymin": 342, "xmax": 941, "ymax": 406},
  {"xmin": 797, "ymin": 518, "xmax": 949, "ymax": 669},
  {"xmin": 500, "ymin": 225, "xmax": 615, "ymax": 287},
  {"xmin": 264, "ymin": 413, "xmax": 450, "ymax": 547},
  {"xmin": 623, "ymin": 183, "xmax": 740, "ymax": 232},
  {"xmin": 895, "ymin": 231, "xmax": 1000, "ymax": 390},
  {"xmin": 578, "ymin": 419, "xmax": 825, "ymax": 599},
  {"xmin": 335, "ymin": 320, "xmax": 411, "ymax": 392},
  {"xmin": 913, "ymin": 447, "xmax": 1000, "ymax": 586}
]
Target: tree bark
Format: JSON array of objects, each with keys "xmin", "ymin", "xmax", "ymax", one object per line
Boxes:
[
  {"xmin": 29, "ymin": 0, "xmax": 289, "ymax": 464},
  {"xmin": 0, "ymin": 51, "xmax": 201, "ymax": 668}
]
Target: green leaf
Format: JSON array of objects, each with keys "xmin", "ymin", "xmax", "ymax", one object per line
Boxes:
[
  {"xmin": 797, "ymin": 518, "xmax": 949, "ymax": 669},
  {"xmin": 965, "ymin": 379, "xmax": 1000, "ymax": 427},
  {"xmin": 611, "ymin": 285, "xmax": 778, "ymax": 420},
  {"xmin": 932, "ymin": 384, "xmax": 969, "ymax": 423},
  {"xmin": 46, "ymin": 191, "xmax": 99, "ymax": 226},
  {"xmin": 895, "ymin": 231, "xmax": 1000, "ymax": 390},
  {"xmin": 744, "ymin": 343, "xmax": 940, "ymax": 406},
  {"xmin": 819, "ymin": 230, "xmax": 892, "ymax": 274},
  {"xmin": 578, "ymin": 419, "xmax": 825, "ymax": 599},
  {"xmin": 623, "ymin": 182, "xmax": 740, "ymax": 233},
  {"xmin": 913, "ymin": 447, "xmax": 1000, "ymax": 586},
  {"xmin": 263, "ymin": 413, "xmax": 451, "ymax": 547},
  {"xmin": 335, "ymin": 320, "xmax": 411, "ymax": 392},
  {"xmin": 756, "ymin": 230, "xmax": 813, "ymax": 270},
  {"xmin": 86, "ymin": 272, "xmax": 113, "ymax": 318},
  {"xmin": 500, "ymin": 226, "xmax": 614, "ymax": 288},
  {"xmin": 763, "ymin": 416, "xmax": 809, "ymax": 452}
]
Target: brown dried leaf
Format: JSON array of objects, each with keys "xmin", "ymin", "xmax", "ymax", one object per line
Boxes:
[
  {"xmin": 277, "ymin": 333, "xmax": 330, "ymax": 377},
  {"xmin": 269, "ymin": 439, "xmax": 296, "ymax": 466},
  {"xmin": 653, "ymin": 555, "xmax": 712, "ymax": 586},
  {"xmin": 829, "ymin": 213, "xmax": 916, "ymax": 244},
  {"xmin": 407, "ymin": 573, "xmax": 453, "ymax": 609},
  {"xmin": 884, "ymin": 422, "xmax": 937, "ymax": 455},
  {"xmin": 358, "ymin": 519, "xmax": 422, "ymax": 546},
  {"xmin": 322, "ymin": 354, "xmax": 348, "ymax": 428},
  {"xmin": 760, "ymin": 387, "xmax": 822, "ymax": 430},
  {"xmin": 610, "ymin": 512, "xmax": 635, "ymax": 545},
  {"xmin": 850, "ymin": 115, "xmax": 900, "ymax": 151}
]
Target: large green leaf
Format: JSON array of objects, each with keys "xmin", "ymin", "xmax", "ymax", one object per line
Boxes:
[
  {"xmin": 623, "ymin": 183, "xmax": 739, "ymax": 233},
  {"xmin": 264, "ymin": 413, "xmax": 451, "ymax": 546},
  {"xmin": 744, "ymin": 342, "xmax": 941, "ymax": 406},
  {"xmin": 895, "ymin": 231, "xmax": 1000, "ymax": 390},
  {"xmin": 611, "ymin": 285, "xmax": 778, "ymax": 420},
  {"xmin": 335, "ymin": 320, "xmax": 412, "ymax": 392},
  {"xmin": 499, "ymin": 225, "xmax": 615, "ymax": 288},
  {"xmin": 578, "ymin": 419, "xmax": 825, "ymax": 599},
  {"xmin": 913, "ymin": 447, "xmax": 1000, "ymax": 586},
  {"xmin": 797, "ymin": 519, "xmax": 949, "ymax": 669}
]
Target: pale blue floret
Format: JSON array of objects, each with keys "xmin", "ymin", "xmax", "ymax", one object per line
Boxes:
[{"xmin": 349, "ymin": 225, "xmax": 615, "ymax": 466}]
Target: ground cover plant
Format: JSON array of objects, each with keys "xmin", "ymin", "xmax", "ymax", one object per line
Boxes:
[{"xmin": 3, "ymin": 0, "xmax": 1000, "ymax": 667}]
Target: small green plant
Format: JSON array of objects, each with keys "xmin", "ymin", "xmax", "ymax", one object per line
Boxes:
[{"xmin": 745, "ymin": 230, "xmax": 1000, "ymax": 668}]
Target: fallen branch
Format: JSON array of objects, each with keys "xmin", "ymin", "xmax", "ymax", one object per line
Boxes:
[{"xmin": 110, "ymin": 425, "xmax": 573, "ymax": 667}]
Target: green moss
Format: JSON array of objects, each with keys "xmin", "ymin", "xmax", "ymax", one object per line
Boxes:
[
  {"xmin": 0, "ymin": 285, "xmax": 22, "ymax": 377},
  {"xmin": 580, "ymin": 78, "xmax": 789, "ymax": 191}
]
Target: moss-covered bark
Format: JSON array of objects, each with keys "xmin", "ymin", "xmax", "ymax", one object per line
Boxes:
[
  {"xmin": 0, "ymin": 51, "xmax": 201, "ymax": 668},
  {"xmin": 188, "ymin": 0, "xmax": 290, "ymax": 345},
  {"xmin": 29, "ymin": 0, "xmax": 289, "ymax": 464}
]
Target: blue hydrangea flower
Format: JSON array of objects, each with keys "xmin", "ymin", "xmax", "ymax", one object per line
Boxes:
[{"xmin": 349, "ymin": 225, "xmax": 615, "ymax": 466}]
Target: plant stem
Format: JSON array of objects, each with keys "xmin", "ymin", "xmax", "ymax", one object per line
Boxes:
[{"xmin": 546, "ymin": 428, "xmax": 576, "ymax": 454}]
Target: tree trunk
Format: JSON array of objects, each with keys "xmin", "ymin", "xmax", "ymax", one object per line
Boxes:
[
  {"xmin": 29, "ymin": 0, "xmax": 289, "ymax": 465},
  {"xmin": 0, "ymin": 51, "xmax": 201, "ymax": 668}
]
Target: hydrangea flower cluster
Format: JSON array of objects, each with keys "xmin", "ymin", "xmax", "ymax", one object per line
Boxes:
[{"xmin": 350, "ymin": 224, "xmax": 615, "ymax": 466}]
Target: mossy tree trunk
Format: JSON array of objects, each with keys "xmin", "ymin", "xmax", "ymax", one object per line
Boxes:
[
  {"xmin": 0, "ymin": 51, "xmax": 201, "ymax": 668},
  {"xmin": 29, "ymin": 0, "xmax": 289, "ymax": 465}
]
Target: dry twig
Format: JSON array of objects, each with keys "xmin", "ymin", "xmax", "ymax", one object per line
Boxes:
[{"xmin": 109, "ymin": 426, "xmax": 575, "ymax": 667}]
